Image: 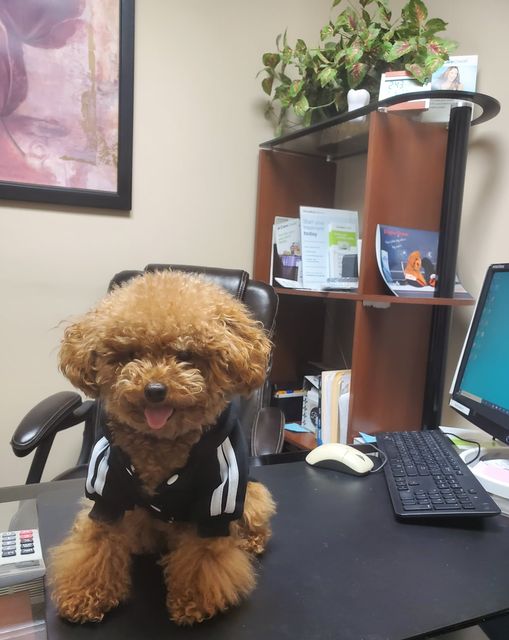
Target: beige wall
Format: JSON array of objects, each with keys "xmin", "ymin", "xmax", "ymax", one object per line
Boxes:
[
  {"xmin": 1, "ymin": 1, "xmax": 507, "ymax": 486},
  {"xmin": 0, "ymin": 0, "xmax": 332, "ymax": 485}
]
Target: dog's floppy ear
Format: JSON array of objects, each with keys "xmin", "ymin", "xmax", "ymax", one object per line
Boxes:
[
  {"xmin": 210, "ymin": 305, "xmax": 272, "ymax": 396},
  {"xmin": 59, "ymin": 314, "xmax": 101, "ymax": 398}
]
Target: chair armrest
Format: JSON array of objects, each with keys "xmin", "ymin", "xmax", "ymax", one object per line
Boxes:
[
  {"xmin": 11, "ymin": 392, "xmax": 92, "ymax": 457},
  {"xmin": 251, "ymin": 407, "xmax": 285, "ymax": 456}
]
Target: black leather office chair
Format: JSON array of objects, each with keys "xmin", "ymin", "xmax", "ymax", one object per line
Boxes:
[{"xmin": 11, "ymin": 265, "xmax": 284, "ymax": 484}]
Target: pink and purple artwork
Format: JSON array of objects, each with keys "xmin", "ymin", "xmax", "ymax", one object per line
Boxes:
[{"xmin": 0, "ymin": 0, "xmax": 133, "ymax": 208}]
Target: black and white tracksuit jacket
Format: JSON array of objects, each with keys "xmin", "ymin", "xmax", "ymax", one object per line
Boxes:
[{"xmin": 85, "ymin": 403, "xmax": 248, "ymax": 537}]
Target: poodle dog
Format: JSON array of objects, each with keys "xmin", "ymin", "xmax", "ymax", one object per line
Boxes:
[
  {"xmin": 403, "ymin": 251, "xmax": 427, "ymax": 287},
  {"xmin": 49, "ymin": 270, "xmax": 276, "ymax": 625}
]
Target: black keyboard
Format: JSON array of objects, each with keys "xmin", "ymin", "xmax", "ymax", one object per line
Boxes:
[{"xmin": 376, "ymin": 431, "xmax": 501, "ymax": 518}]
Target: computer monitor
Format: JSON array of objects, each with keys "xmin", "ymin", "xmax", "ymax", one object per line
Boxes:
[{"xmin": 450, "ymin": 263, "xmax": 509, "ymax": 445}]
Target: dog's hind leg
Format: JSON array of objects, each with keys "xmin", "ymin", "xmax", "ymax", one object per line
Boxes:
[{"xmin": 49, "ymin": 507, "xmax": 132, "ymax": 623}]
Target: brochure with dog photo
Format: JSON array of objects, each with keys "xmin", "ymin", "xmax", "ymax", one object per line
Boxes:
[{"xmin": 375, "ymin": 224, "xmax": 471, "ymax": 299}]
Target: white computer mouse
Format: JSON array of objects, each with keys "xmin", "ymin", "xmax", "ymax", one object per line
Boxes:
[{"xmin": 305, "ymin": 443, "xmax": 374, "ymax": 476}]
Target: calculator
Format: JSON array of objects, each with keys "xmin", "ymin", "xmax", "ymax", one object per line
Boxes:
[{"xmin": 0, "ymin": 529, "xmax": 46, "ymax": 589}]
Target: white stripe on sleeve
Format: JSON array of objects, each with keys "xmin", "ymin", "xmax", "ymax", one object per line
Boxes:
[
  {"xmin": 93, "ymin": 446, "xmax": 111, "ymax": 496},
  {"xmin": 222, "ymin": 437, "xmax": 239, "ymax": 514},
  {"xmin": 210, "ymin": 444, "xmax": 228, "ymax": 516},
  {"xmin": 86, "ymin": 437, "xmax": 109, "ymax": 495}
]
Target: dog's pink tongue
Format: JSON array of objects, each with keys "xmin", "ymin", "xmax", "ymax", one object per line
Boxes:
[{"xmin": 144, "ymin": 406, "xmax": 174, "ymax": 430}]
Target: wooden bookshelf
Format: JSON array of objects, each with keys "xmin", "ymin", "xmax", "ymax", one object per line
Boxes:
[{"xmin": 254, "ymin": 93, "xmax": 500, "ymax": 443}]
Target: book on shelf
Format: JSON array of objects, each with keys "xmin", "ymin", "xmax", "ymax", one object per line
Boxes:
[
  {"xmin": 338, "ymin": 386, "xmax": 351, "ymax": 444},
  {"xmin": 300, "ymin": 205, "xmax": 359, "ymax": 291},
  {"xmin": 320, "ymin": 369, "xmax": 351, "ymax": 445},
  {"xmin": 375, "ymin": 224, "xmax": 470, "ymax": 299},
  {"xmin": 270, "ymin": 216, "xmax": 303, "ymax": 289},
  {"xmin": 301, "ymin": 375, "xmax": 321, "ymax": 438},
  {"xmin": 300, "ymin": 370, "xmax": 351, "ymax": 445}
]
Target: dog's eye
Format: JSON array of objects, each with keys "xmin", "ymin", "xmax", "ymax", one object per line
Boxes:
[{"xmin": 176, "ymin": 350, "xmax": 192, "ymax": 362}]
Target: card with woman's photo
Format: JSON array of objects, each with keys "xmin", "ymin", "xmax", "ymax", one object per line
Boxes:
[
  {"xmin": 431, "ymin": 55, "xmax": 478, "ymax": 93},
  {"xmin": 421, "ymin": 55, "xmax": 478, "ymax": 123}
]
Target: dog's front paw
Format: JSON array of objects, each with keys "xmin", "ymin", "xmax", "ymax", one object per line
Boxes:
[
  {"xmin": 168, "ymin": 589, "xmax": 221, "ymax": 625},
  {"xmin": 52, "ymin": 586, "xmax": 122, "ymax": 623},
  {"xmin": 49, "ymin": 511, "xmax": 132, "ymax": 623},
  {"xmin": 163, "ymin": 537, "xmax": 256, "ymax": 625}
]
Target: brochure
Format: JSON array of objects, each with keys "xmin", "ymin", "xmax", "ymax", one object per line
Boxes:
[
  {"xmin": 375, "ymin": 224, "xmax": 470, "ymax": 298},
  {"xmin": 300, "ymin": 206, "xmax": 359, "ymax": 290},
  {"xmin": 270, "ymin": 216, "xmax": 303, "ymax": 288}
]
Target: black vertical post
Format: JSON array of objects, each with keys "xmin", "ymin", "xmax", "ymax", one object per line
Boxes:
[{"xmin": 422, "ymin": 105, "xmax": 472, "ymax": 429}]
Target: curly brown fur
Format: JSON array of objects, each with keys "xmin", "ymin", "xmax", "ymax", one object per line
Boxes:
[{"xmin": 50, "ymin": 270, "xmax": 276, "ymax": 625}]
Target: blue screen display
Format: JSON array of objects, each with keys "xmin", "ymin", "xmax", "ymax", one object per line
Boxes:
[{"xmin": 459, "ymin": 272, "xmax": 509, "ymax": 413}]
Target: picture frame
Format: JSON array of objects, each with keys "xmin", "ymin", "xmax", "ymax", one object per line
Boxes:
[{"xmin": 0, "ymin": 0, "xmax": 135, "ymax": 210}]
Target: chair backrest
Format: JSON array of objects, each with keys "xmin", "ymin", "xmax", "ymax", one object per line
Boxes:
[
  {"xmin": 102, "ymin": 264, "xmax": 279, "ymax": 450},
  {"xmin": 13, "ymin": 265, "xmax": 281, "ymax": 483}
]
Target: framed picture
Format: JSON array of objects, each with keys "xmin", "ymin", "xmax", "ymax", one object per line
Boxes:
[{"xmin": 0, "ymin": 0, "xmax": 134, "ymax": 210}]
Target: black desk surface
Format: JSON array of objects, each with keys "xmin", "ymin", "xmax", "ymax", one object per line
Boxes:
[{"xmin": 37, "ymin": 460, "xmax": 509, "ymax": 640}]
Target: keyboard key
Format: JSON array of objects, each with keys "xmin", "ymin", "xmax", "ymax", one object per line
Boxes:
[
  {"xmin": 434, "ymin": 503, "xmax": 461, "ymax": 510},
  {"xmin": 404, "ymin": 503, "xmax": 432, "ymax": 511}
]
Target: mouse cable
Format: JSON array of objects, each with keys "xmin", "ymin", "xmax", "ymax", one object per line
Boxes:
[
  {"xmin": 364, "ymin": 443, "xmax": 388, "ymax": 473},
  {"xmin": 441, "ymin": 431, "xmax": 481, "ymax": 465}
]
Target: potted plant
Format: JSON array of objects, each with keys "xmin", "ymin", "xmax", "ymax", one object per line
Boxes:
[{"xmin": 260, "ymin": 0, "xmax": 456, "ymax": 134}]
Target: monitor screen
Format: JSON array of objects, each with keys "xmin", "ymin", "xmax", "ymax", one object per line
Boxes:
[{"xmin": 450, "ymin": 263, "xmax": 509, "ymax": 445}]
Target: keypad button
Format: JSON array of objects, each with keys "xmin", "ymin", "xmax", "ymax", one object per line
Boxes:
[
  {"xmin": 404, "ymin": 504, "xmax": 432, "ymax": 511},
  {"xmin": 434, "ymin": 503, "xmax": 461, "ymax": 510}
]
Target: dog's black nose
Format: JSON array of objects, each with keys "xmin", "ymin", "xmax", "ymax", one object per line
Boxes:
[{"xmin": 144, "ymin": 382, "xmax": 167, "ymax": 403}]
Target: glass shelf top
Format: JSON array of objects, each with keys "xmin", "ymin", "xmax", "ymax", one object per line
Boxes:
[{"xmin": 260, "ymin": 90, "xmax": 500, "ymax": 160}]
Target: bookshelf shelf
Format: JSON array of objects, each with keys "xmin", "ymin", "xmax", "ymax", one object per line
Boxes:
[
  {"xmin": 254, "ymin": 92, "xmax": 500, "ymax": 443},
  {"xmin": 275, "ymin": 288, "xmax": 474, "ymax": 307}
]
